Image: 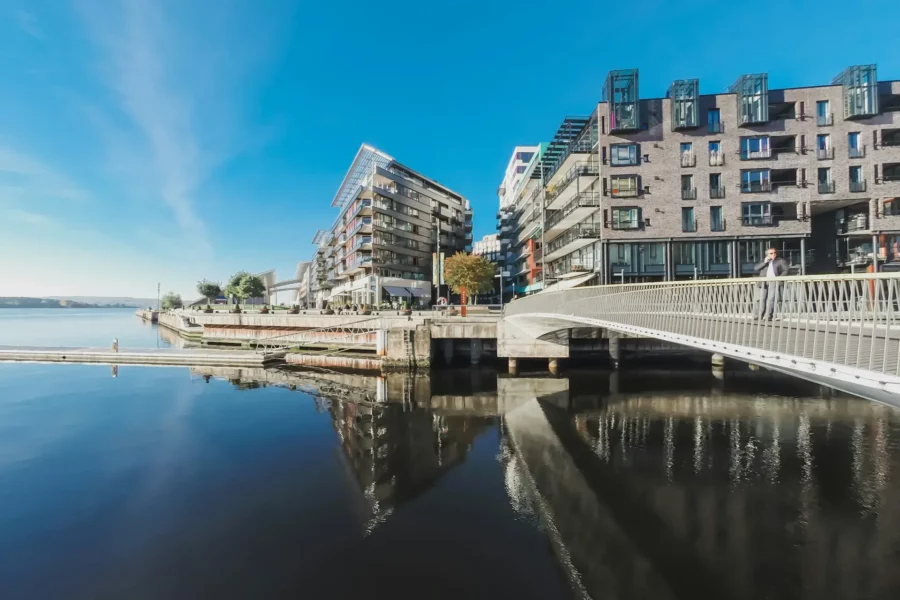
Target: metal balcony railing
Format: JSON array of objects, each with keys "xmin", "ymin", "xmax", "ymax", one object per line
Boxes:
[
  {"xmin": 710, "ymin": 186, "xmax": 726, "ymax": 199},
  {"xmin": 818, "ymin": 181, "xmax": 836, "ymax": 194},
  {"xmin": 849, "ymin": 146, "xmax": 866, "ymax": 158},
  {"xmin": 709, "ymin": 152, "xmax": 725, "ymax": 166},
  {"xmin": 708, "ymin": 122, "xmax": 725, "ymax": 134},
  {"xmin": 680, "ymin": 153, "xmax": 696, "ymax": 167},
  {"xmin": 545, "ymin": 192, "xmax": 602, "ymax": 229},
  {"xmin": 682, "ymin": 219, "xmax": 698, "ymax": 233},
  {"xmin": 850, "ymin": 180, "xmax": 867, "ymax": 193},
  {"xmin": 740, "ymin": 149, "xmax": 772, "ymax": 160},
  {"xmin": 502, "ymin": 274, "xmax": 900, "ymax": 398},
  {"xmin": 681, "ymin": 187, "xmax": 697, "ymax": 200},
  {"xmin": 545, "ymin": 224, "xmax": 603, "ymax": 255},
  {"xmin": 817, "ymin": 113, "xmax": 834, "ymax": 126},
  {"xmin": 742, "ymin": 215, "xmax": 775, "ymax": 226},
  {"xmin": 740, "ymin": 181, "xmax": 772, "ymax": 193},
  {"xmin": 817, "ymin": 148, "xmax": 834, "ymax": 160}
]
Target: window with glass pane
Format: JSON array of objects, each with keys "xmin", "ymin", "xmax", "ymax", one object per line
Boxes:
[
  {"xmin": 676, "ymin": 242, "xmax": 695, "ymax": 265},
  {"xmin": 681, "ymin": 174, "xmax": 693, "ymax": 191},
  {"xmin": 848, "ymin": 132, "xmax": 860, "ymax": 149},
  {"xmin": 707, "ymin": 109, "xmax": 721, "ymax": 129},
  {"xmin": 611, "ymin": 175, "xmax": 639, "ymax": 196},
  {"xmin": 741, "ymin": 169, "xmax": 770, "ymax": 192},
  {"xmin": 817, "ymin": 134, "xmax": 829, "ymax": 149},
  {"xmin": 850, "ymin": 165, "xmax": 863, "ymax": 183},
  {"xmin": 680, "ymin": 143, "xmax": 692, "ymax": 154},
  {"xmin": 709, "ymin": 141, "xmax": 720, "ymax": 154},
  {"xmin": 742, "ymin": 203, "xmax": 771, "ymax": 224},
  {"xmin": 710, "ymin": 173, "xmax": 722, "ymax": 187},
  {"xmin": 818, "ymin": 167, "xmax": 831, "ymax": 183},
  {"xmin": 740, "ymin": 136, "xmax": 769, "ymax": 158},
  {"xmin": 612, "ymin": 207, "xmax": 639, "ymax": 229},
  {"xmin": 710, "ymin": 242, "xmax": 729, "ymax": 264},
  {"xmin": 710, "ymin": 206, "xmax": 724, "ymax": 231},
  {"xmin": 610, "ymin": 144, "xmax": 639, "ymax": 166},
  {"xmin": 682, "ymin": 207, "xmax": 695, "ymax": 231}
]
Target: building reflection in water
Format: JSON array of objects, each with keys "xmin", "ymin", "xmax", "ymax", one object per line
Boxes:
[{"xmin": 506, "ymin": 369, "xmax": 900, "ymax": 600}]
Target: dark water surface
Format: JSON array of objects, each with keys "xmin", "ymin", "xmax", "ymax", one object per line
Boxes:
[{"xmin": 1, "ymin": 311, "xmax": 899, "ymax": 599}]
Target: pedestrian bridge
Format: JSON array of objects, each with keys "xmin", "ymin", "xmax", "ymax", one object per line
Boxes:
[{"xmin": 501, "ymin": 274, "xmax": 900, "ymax": 406}]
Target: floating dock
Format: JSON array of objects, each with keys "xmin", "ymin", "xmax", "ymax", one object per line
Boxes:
[{"xmin": 0, "ymin": 346, "xmax": 283, "ymax": 367}]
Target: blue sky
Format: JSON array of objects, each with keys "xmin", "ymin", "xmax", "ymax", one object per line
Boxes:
[{"xmin": 1, "ymin": 0, "xmax": 898, "ymax": 299}]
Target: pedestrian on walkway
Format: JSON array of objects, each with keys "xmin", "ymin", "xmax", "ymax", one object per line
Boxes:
[{"xmin": 754, "ymin": 248, "xmax": 789, "ymax": 321}]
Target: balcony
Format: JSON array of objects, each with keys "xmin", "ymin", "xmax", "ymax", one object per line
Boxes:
[
  {"xmin": 818, "ymin": 181, "xmax": 836, "ymax": 194},
  {"xmin": 544, "ymin": 192, "xmax": 602, "ymax": 241},
  {"xmin": 710, "ymin": 186, "xmax": 726, "ymax": 199},
  {"xmin": 543, "ymin": 224, "xmax": 603, "ymax": 262},
  {"xmin": 849, "ymin": 146, "xmax": 866, "ymax": 158},
  {"xmin": 850, "ymin": 180, "xmax": 867, "ymax": 193},
  {"xmin": 816, "ymin": 148, "xmax": 834, "ymax": 160},
  {"xmin": 544, "ymin": 161, "xmax": 600, "ymax": 211},
  {"xmin": 680, "ymin": 153, "xmax": 696, "ymax": 168},
  {"xmin": 817, "ymin": 113, "xmax": 834, "ymax": 126},
  {"xmin": 681, "ymin": 187, "xmax": 697, "ymax": 200},
  {"xmin": 709, "ymin": 152, "xmax": 725, "ymax": 166},
  {"xmin": 842, "ymin": 213, "xmax": 869, "ymax": 233},
  {"xmin": 740, "ymin": 181, "xmax": 772, "ymax": 193},
  {"xmin": 682, "ymin": 219, "xmax": 697, "ymax": 233}
]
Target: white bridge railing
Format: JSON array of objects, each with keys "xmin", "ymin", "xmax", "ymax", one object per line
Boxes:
[{"xmin": 504, "ymin": 274, "xmax": 900, "ymax": 384}]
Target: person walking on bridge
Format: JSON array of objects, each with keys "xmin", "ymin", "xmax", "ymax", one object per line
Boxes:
[{"xmin": 754, "ymin": 247, "xmax": 789, "ymax": 321}]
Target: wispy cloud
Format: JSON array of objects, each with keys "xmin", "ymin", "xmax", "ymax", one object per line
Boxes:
[
  {"xmin": 78, "ymin": 0, "xmax": 209, "ymax": 246},
  {"xmin": 76, "ymin": 0, "xmax": 287, "ymax": 257},
  {"xmin": 0, "ymin": 208, "xmax": 55, "ymax": 226},
  {"xmin": 0, "ymin": 145, "xmax": 89, "ymax": 203},
  {"xmin": 15, "ymin": 10, "xmax": 44, "ymax": 40}
]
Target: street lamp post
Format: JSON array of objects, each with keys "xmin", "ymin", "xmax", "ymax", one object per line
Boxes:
[{"xmin": 497, "ymin": 270, "xmax": 510, "ymax": 308}]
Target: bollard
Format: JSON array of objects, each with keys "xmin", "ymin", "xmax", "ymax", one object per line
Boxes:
[{"xmin": 508, "ymin": 358, "xmax": 518, "ymax": 375}]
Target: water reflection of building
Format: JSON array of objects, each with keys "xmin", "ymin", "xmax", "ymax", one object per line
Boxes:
[
  {"xmin": 506, "ymin": 380, "xmax": 900, "ymax": 600},
  {"xmin": 328, "ymin": 396, "xmax": 493, "ymax": 534}
]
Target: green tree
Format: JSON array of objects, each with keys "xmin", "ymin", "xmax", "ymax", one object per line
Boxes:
[
  {"xmin": 196, "ymin": 279, "xmax": 222, "ymax": 306},
  {"xmin": 161, "ymin": 292, "xmax": 183, "ymax": 310},
  {"xmin": 238, "ymin": 274, "xmax": 267, "ymax": 302},
  {"xmin": 225, "ymin": 271, "xmax": 251, "ymax": 300},
  {"xmin": 443, "ymin": 252, "xmax": 495, "ymax": 303}
]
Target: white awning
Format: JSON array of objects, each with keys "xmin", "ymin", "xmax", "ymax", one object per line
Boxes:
[
  {"xmin": 540, "ymin": 272, "xmax": 597, "ymax": 293},
  {"xmin": 384, "ymin": 285, "xmax": 429, "ymax": 298}
]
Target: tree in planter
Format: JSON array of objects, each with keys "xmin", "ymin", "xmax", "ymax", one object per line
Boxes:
[
  {"xmin": 443, "ymin": 252, "xmax": 494, "ymax": 315},
  {"xmin": 237, "ymin": 274, "xmax": 267, "ymax": 309},
  {"xmin": 196, "ymin": 279, "xmax": 222, "ymax": 309},
  {"xmin": 225, "ymin": 271, "xmax": 251, "ymax": 307},
  {"xmin": 161, "ymin": 292, "xmax": 183, "ymax": 310}
]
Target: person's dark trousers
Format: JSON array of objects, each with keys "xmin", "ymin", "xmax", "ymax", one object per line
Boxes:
[{"xmin": 757, "ymin": 281, "xmax": 778, "ymax": 320}]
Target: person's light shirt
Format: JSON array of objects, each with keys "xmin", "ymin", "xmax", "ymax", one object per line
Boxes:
[{"xmin": 766, "ymin": 260, "xmax": 776, "ymax": 279}]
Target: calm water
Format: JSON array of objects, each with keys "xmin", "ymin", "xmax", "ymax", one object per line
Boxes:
[{"xmin": 1, "ymin": 311, "xmax": 900, "ymax": 599}]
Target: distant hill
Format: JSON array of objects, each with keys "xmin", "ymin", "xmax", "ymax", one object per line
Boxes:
[
  {"xmin": 0, "ymin": 297, "xmax": 151, "ymax": 309},
  {"xmin": 45, "ymin": 296, "xmax": 158, "ymax": 308}
]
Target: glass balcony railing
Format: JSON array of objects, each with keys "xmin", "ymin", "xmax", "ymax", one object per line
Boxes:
[
  {"xmin": 850, "ymin": 180, "xmax": 867, "ymax": 192},
  {"xmin": 817, "ymin": 113, "xmax": 834, "ymax": 126},
  {"xmin": 818, "ymin": 181, "xmax": 836, "ymax": 194},
  {"xmin": 545, "ymin": 192, "xmax": 601, "ymax": 229},
  {"xmin": 849, "ymin": 146, "xmax": 866, "ymax": 158},
  {"xmin": 740, "ymin": 181, "xmax": 772, "ymax": 193},
  {"xmin": 545, "ymin": 224, "xmax": 602, "ymax": 255},
  {"xmin": 710, "ymin": 186, "xmax": 726, "ymax": 199},
  {"xmin": 816, "ymin": 148, "xmax": 834, "ymax": 160}
]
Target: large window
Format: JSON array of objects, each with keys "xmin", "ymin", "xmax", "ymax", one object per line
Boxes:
[
  {"xmin": 710, "ymin": 241, "xmax": 729, "ymax": 264},
  {"xmin": 515, "ymin": 151, "xmax": 535, "ymax": 162},
  {"xmin": 816, "ymin": 100, "xmax": 831, "ymax": 126},
  {"xmin": 707, "ymin": 109, "xmax": 722, "ymax": 133},
  {"xmin": 610, "ymin": 144, "xmax": 640, "ymax": 166},
  {"xmin": 611, "ymin": 207, "xmax": 641, "ymax": 230},
  {"xmin": 682, "ymin": 207, "xmax": 696, "ymax": 232},
  {"xmin": 740, "ymin": 136, "xmax": 770, "ymax": 160},
  {"xmin": 741, "ymin": 169, "xmax": 771, "ymax": 193},
  {"xmin": 710, "ymin": 206, "xmax": 724, "ymax": 231},
  {"xmin": 610, "ymin": 175, "xmax": 640, "ymax": 197},
  {"xmin": 742, "ymin": 202, "xmax": 772, "ymax": 225},
  {"xmin": 676, "ymin": 242, "xmax": 695, "ymax": 265}
]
